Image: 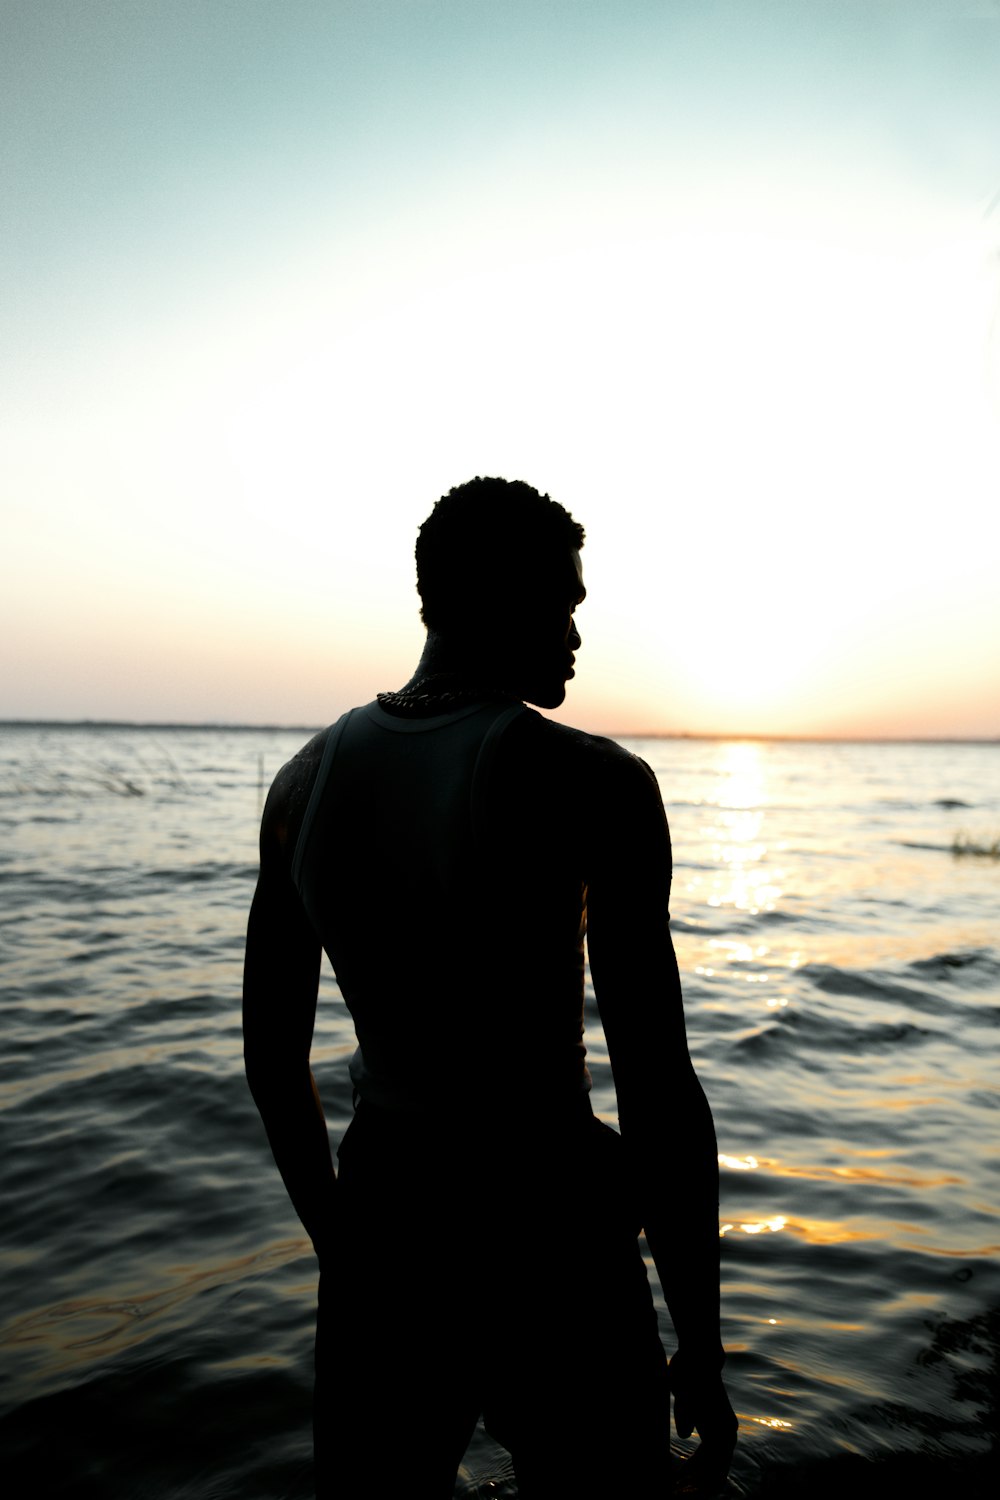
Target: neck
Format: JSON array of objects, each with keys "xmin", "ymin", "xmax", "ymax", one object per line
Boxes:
[
  {"xmin": 379, "ymin": 633, "xmax": 520, "ymax": 713},
  {"xmin": 402, "ymin": 631, "xmax": 501, "ymax": 691}
]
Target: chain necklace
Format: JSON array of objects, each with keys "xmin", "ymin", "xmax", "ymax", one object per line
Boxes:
[{"xmin": 376, "ymin": 673, "xmax": 520, "ymax": 717}]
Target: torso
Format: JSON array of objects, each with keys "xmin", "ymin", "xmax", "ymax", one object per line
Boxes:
[{"xmin": 274, "ymin": 700, "xmax": 639, "ymax": 1115}]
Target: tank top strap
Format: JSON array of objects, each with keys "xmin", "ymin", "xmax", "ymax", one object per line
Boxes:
[
  {"xmin": 291, "ymin": 709, "xmax": 355, "ymax": 892},
  {"xmin": 469, "ymin": 702, "xmax": 530, "ymax": 846}
]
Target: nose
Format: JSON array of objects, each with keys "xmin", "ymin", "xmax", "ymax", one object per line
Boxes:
[{"xmin": 568, "ymin": 620, "xmax": 581, "ymax": 650}]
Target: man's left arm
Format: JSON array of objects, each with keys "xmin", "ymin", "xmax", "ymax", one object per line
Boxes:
[{"xmin": 243, "ymin": 780, "xmax": 337, "ymax": 1262}]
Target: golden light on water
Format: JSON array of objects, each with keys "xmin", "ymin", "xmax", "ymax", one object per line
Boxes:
[
  {"xmin": 721, "ymin": 1153, "xmax": 964, "ymax": 1190},
  {"xmin": 709, "ymin": 742, "xmax": 769, "ymax": 811},
  {"xmin": 714, "ymin": 1142, "xmax": 963, "ymax": 1245},
  {"xmin": 711, "ymin": 835, "xmax": 766, "ymax": 900},
  {"xmin": 721, "ymin": 1216, "xmax": 789, "ymax": 1237},
  {"xmin": 720, "ymin": 1209, "xmax": 892, "ymax": 1246},
  {"xmin": 683, "ymin": 742, "xmax": 787, "ymax": 919},
  {"xmin": 1, "ymin": 1242, "xmax": 304, "ymax": 1379},
  {"xmin": 682, "ymin": 744, "xmax": 912, "ymax": 1260}
]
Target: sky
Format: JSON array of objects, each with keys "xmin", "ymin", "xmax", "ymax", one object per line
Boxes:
[{"xmin": 2, "ymin": 0, "xmax": 999, "ymax": 738}]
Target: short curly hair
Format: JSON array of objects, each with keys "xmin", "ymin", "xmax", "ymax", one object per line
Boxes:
[{"xmin": 416, "ymin": 477, "xmax": 585, "ymax": 632}]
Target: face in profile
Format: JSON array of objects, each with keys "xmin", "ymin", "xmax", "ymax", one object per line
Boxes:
[{"xmin": 505, "ymin": 547, "xmax": 586, "ymax": 710}]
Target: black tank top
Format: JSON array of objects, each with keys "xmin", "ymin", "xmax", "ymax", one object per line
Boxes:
[{"xmin": 291, "ymin": 699, "xmax": 591, "ymax": 1112}]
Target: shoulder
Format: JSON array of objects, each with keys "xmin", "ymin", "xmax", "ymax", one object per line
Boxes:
[
  {"xmin": 497, "ymin": 714, "xmax": 667, "ymax": 855},
  {"xmin": 514, "ymin": 713, "xmax": 663, "ymax": 801},
  {"xmin": 258, "ymin": 724, "xmax": 334, "ymax": 866}
]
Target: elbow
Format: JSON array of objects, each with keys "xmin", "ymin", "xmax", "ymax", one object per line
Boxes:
[
  {"xmin": 244, "ymin": 1043, "xmax": 310, "ymax": 1106},
  {"xmin": 243, "ymin": 1047, "xmax": 270, "ymax": 1106}
]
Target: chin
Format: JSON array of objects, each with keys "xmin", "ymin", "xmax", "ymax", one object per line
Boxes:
[{"xmin": 525, "ymin": 681, "xmax": 568, "ymax": 710}]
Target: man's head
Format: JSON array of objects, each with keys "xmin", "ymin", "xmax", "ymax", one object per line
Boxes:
[{"xmin": 415, "ymin": 477, "xmax": 586, "ymax": 708}]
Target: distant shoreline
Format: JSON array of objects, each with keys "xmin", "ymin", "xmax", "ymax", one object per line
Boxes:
[{"xmin": 1, "ymin": 719, "xmax": 996, "ymax": 746}]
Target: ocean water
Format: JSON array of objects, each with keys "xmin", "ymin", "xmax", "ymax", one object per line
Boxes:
[{"xmin": 0, "ymin": 723, "xmax": 997, "ymax": 1497}]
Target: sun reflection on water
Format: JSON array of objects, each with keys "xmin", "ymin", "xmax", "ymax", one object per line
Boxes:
[
  {"xmin": 721, "ymin": 1215, "xmax": 789, "ymax": 1237},
  {"xmin": 706, "ymin": 742, "xmax": 770, "ymax": 812},
  {"xmin": 687, "ymin": 741, "xmax": 786, "ymax": 918}
]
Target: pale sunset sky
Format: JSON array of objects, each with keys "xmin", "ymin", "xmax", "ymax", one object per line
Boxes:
[{"xmin": 2, "ymin": 1, "xmax": 999, "ymax": 738}]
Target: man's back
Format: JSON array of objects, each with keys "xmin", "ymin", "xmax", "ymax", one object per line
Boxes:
[{"xmin": 280, "ymin": 696, "xmax": 655, "ymax": 1115}]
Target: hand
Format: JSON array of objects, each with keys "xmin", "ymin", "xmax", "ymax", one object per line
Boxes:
[{"xmin": 669, "ymin": 1352, "xmax": 737, "ymax": 1496}]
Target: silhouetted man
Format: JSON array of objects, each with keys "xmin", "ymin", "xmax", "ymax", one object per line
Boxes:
[{"xmin": 243, "ymin": 477, "xmax": 736, "ymax": 1498}]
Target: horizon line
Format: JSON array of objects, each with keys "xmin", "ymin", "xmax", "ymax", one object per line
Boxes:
[{"xmin": 1, "ymin": 717, "xmax": 997, "ymax": 746}]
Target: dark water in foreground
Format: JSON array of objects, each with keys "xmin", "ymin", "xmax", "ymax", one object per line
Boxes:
[{"xmin": 1, "ymin": 726, "xmax": 998, "ymax": 1496}]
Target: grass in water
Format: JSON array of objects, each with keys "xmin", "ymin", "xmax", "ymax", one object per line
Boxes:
[{"xmin": 951, "ymin": 830, "xmax": 1000, "ymax": 859}]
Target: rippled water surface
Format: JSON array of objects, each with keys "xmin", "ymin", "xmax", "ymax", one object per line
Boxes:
[{"xmin": 1, "ymin": 725, "xmax": 998, "ymax": 1496}]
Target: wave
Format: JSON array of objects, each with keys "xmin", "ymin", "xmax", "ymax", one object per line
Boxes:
[
  {"xmin": 729, "ymin": 1008, "xmax": 934, "ymax": 1059},
  {"xmin": 907, "ymin": 948, "xmax": 1000, "ymax": 984}
]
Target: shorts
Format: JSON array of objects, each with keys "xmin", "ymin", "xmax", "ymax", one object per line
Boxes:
[{"xmin": 313, "ymin": 1096, "xmax": 671, "ymax": 1499}]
